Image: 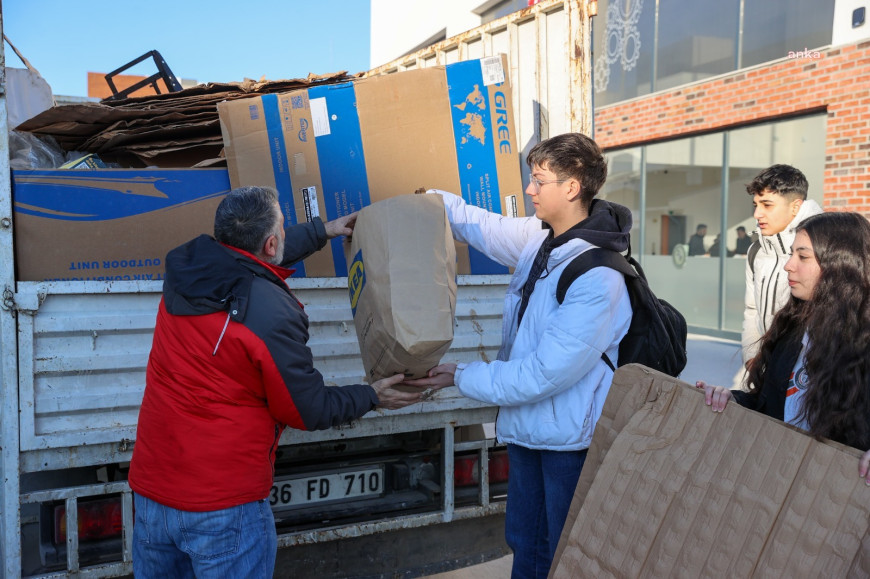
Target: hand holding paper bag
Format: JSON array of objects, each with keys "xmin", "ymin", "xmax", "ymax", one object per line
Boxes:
[
  {"xmin": 325, "ymin": 211, "xmax": 358, "ymax": 239},
  {"xmin": 402, "ymin": 363, "xmax": 457, "ymax": 391}
]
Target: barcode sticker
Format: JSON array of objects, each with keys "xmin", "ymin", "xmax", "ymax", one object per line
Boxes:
[
  {"xmin": 480, "ymin": 56, "xmax": 505, "ymax": 86},
  {"xmin": 310, "ymin": 98, "xmax": 331, "ymax": 137},
  {"xmin": 302, "ymin": 187, "xmax": 320, "ymax": 221}
]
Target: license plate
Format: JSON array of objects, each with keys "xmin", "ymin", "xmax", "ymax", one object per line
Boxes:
[{"xmin": 269, "ymin": 466, "xmax": 384, "ymax": 509}]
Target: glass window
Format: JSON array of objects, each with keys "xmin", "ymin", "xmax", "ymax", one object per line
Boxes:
[
  {"xmin": 656, "ymin": 0, "xmax": 740, "ymax": 92},
  {"xmin": 593, "ymin": 0, "xmax": 655, "ymax": 106},
  {"xmin": 742, "ymin": 0, "xmax": 835, "ymax": 68},
  {"xmin": 642, "ymin": 133, "xmax": 724, "ymax": 331},
  {"xmin": 722, "ymin": 113, "xmax": 827, "ymax": 332},
  {"xmin": 600, "ymin": 147, "xmax": 642, "ymax": 250},
  {"xmin": 721, "ymin": 155, "xmax": 758, "ymax": 334},
  {"xmin": 592, "ymin": 1, "xmax": 835, "ymax": 109}
]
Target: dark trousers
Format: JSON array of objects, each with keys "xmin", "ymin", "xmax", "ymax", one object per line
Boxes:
[{"xmin": 505, "ymin": 443, "xmax": 588, "ymax": 579}]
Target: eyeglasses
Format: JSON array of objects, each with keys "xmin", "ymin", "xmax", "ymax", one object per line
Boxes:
[{"xmin": 529, "ymin": 174, "xmax": 567, "ymax": 192}]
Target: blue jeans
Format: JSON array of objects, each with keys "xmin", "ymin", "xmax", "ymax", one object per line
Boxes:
[
  {"xmin": 133, "ymin": 494, "xmax": 277, "ymax": 579},
  {"xmin": 505, "ymin": 444, "xmax": 587, "ymax": 579}
]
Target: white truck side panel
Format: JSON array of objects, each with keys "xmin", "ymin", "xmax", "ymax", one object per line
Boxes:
[{"xmin": 16, "ymin": 277, "xmax": 508, "ymax": 456}]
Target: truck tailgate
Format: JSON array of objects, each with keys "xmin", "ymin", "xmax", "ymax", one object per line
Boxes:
[{"xmin": 16, "ymin": 275, "xmax": 508, "ymax": 457}]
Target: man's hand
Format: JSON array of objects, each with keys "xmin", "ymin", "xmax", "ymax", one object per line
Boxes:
[
  {"xmin": 402, "ymin": 363, "xmax": 457, "ymax": 391},
  {"xmin": 371, "ymin": 373, "xmax": 424, "ymax": 410},
  {"xmin": 324, "ymin": 212, "xmax": 358, "ymax": 239}
]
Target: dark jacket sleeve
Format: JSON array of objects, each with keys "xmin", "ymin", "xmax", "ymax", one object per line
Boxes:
[
  {"xmin": 731, "ymin": 389, "xmax": 757, "ymax": 409},
  {"xmin": 732, "ymin": 332, "xmax": 803, "ymax": 421},
  {"xmin": 281, "ymin": 217, "xmax": 328, "ymax": 266},
  {"xmin": 248, "ymin": 280, "xmax": 378, "ymax": 430}
]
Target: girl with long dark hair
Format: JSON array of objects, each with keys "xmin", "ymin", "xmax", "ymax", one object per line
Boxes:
[{"xmin": 697, "ymin": 211, "xmax": 870, "ymax": 481}]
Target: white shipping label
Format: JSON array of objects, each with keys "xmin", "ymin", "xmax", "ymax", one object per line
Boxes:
[
  {"xmin": 302, "ymin": 187, "xmax": 320, "ymax": 221},
  {"xmin": 310, "ymin": 97, "xmax": 331, "ymax": 137},
  {"xmin": 480, "ymin": 56, "xmax": 505, "ymax": 86},
  {"xmin": 505, "ymin": 194, "xmax": 519, "ymax": 218}
]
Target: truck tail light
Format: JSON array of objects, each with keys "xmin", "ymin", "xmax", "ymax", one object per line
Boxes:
[
  {"xmin": 488, "ymin": 451, "xmax": 510, "ymax": 483},
  {"xmin": 54, "ymin": 498, "xmax": 123, "ymax": 544},
  {"xmin": 455, "ymin": 456, "xmax": 479, "ymax": 487},
  {"xmin": 454, "ymin": 451, "xmax": 510, "ymax": 487}
]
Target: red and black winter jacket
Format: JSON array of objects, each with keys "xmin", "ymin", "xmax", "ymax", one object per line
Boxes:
[{"xmin": 129, "ymin": 220, "xmax": 378, "ymax": 511}]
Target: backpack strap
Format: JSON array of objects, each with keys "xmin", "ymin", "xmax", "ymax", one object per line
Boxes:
[
  {"xmin": 556, "ymin": 248, "xmax": 636, "ymax": 304},
  {"xmin": 748, "ymin": 233, "xmax": 760, "ymax": 274},
  {"xmin": 556, "ymin": 248, "xmax": 636, "ymax": 373}
]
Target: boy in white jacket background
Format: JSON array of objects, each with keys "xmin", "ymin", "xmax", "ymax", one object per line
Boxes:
[
  {"xmin": 405, "ymin": 133, "xmax": 632, "ymax": 578},
  {"xmin": 742, "ymin": 164, "xmax": 823, "ymax": 365}
]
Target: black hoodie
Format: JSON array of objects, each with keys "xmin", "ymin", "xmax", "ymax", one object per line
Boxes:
[{"xmin": 518, "ymin": 199, "xmax": 632, "ymax": 323}]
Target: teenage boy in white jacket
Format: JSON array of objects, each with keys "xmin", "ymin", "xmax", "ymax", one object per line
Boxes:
[
  {"xmin": 742, "ymin": 164, "xmax": 822, "ymax": 365},
  {"xmin": 405, "ymin": 133, "xmax": 632, "ymax": 579}
]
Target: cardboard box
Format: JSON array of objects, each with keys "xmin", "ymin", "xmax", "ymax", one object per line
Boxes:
[
  {"xmin": 12, "ymin": 169, "xmax": 231, "ymax": 281},
  {"xmin": 551, "ymin": 364, "xmax": 870, "ymax": 577},
  {"xmin": 218, "ymin": 55, "xmax": 524, "ymax": 277},
  {"xmin": 60, "ymin": 154, "xmax": 108, "ymax": 169}
]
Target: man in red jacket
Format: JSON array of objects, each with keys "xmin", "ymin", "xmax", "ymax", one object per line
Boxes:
[{"xmin": 129, "ymin": 186, "xmax": 422, "ymax": 578}]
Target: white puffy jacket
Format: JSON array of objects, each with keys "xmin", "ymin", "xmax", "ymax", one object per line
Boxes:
[
  {"xmin": 742, "ymin": 199, "xmax": 823, "ymax": 363},
  {"xmin": 429, "ymin": 190, "xmax": 632, "ymax": 451}
]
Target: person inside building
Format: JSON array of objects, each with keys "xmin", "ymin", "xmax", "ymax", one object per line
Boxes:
[
  {"xmin": 698, "ymin": 212, "xmax": 870, "ymax": 482},
  {"xmin": 706, "ymin": 233, "xmax": 734, "ymax": 257},
  {"xmin": 734, "ymin": 225, "xmax": 752, "ymax": 255},
  {"xmin": 742, "ymin": 164, "xmax": 822, "ymax": 365},
  {"xmin": 403, "ymin": 133, "xmax": 633, "ymax": 579},
  {"xmin": 706, "ymin": 233, "xmax": 720, "ymax": 256},
  {"xmin": 128, "ymin": 186, "xmax": 424, "ymax": 578},
  {"xmin": 688, "ymin": 223, "xmax": 708, "ymax": 256}
]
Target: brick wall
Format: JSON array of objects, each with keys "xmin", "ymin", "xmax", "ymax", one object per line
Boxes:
[{"xmin": 593, "ymin": 41, "xmax": 870, "ymax": 213}]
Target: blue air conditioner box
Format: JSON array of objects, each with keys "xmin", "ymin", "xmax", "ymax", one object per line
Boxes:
[{"xmin": 11, "ymin": 168, "xmax": 231, "ymax": 281}]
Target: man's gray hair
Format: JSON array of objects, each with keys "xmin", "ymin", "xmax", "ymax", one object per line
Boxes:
[{"xmin": 214, "ymin": 186, "xmax": 281, "ymax": 253}]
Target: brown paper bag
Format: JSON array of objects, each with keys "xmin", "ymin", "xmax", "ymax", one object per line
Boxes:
[{"xmin": 347, "ymin": 194, "xmax": 457, "ymax": 381}]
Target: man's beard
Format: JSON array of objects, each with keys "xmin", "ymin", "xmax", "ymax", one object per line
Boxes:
[{"xmin": 268, "ymin": 232, "xmax": 285, "ymax": 265}]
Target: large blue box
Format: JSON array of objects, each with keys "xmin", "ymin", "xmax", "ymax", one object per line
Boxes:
[{"xmin": 12, "ymin": 168, "xmax": 230, "ymax": 281}]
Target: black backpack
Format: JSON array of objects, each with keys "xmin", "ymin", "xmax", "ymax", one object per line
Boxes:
[{"xmin": 556, "ymin": 248, "xmax": 688, "ymax": 377}]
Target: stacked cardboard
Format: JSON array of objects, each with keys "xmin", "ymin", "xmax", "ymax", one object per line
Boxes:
[
  {"xmin": 551, "ymin": 364, "xmax": 870, "ymax": 577},
  {"xmin": 218, "ymin": 55, "xmax": 524, "ymax": 277},
  {"xmin": 14, "ymin": 72, "xmax": 357, "ymax": 168},
  {"xmin": 12, "ymin": 57, "xmax": 524, "ymax": 281}
]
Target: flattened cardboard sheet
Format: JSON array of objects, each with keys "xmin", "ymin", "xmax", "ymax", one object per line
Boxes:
[{"xmin": 551, "ymin": 364, "xmax": 870, "ymax": 578}]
